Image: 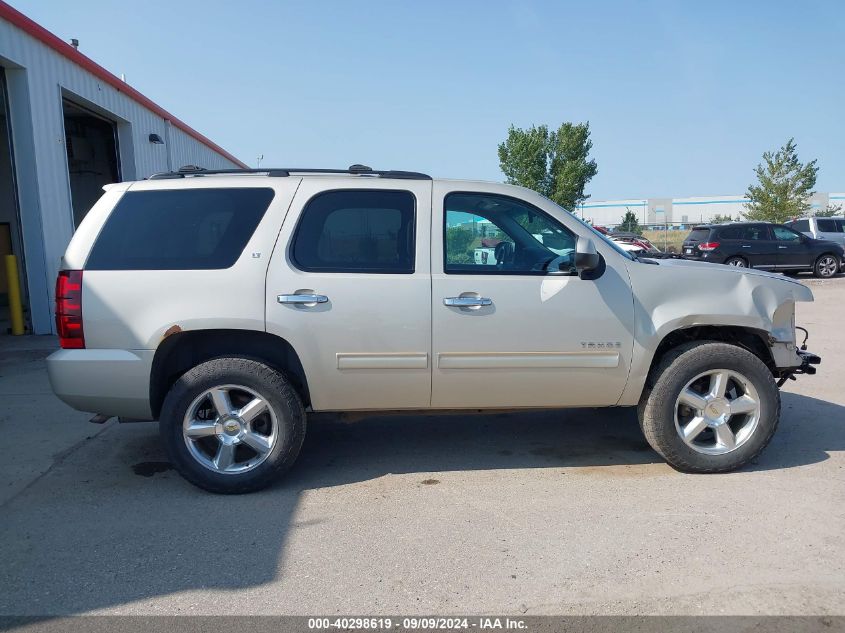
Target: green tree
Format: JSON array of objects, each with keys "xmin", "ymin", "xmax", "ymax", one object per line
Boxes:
[
  {"xmin": 498, "ymin": 122, "xmax": 598, "ymax": 210},
  {"xmin": 618, "ymin": 209, "xmax": 642, "ymax": 235},
  {"xmin": 814, "ymin": 203, "xmax": 843, "ymax": 218},
  {"xmin": 711, "ymin": 213, "xmax": 735, "ymax": 224},
  {"xmin": 445, "ymin": 226, "xmax": 475, "ymax": 264},
  {"xmin": 744, "ymin": 138, "xmax": 818, "ymax": 223}
]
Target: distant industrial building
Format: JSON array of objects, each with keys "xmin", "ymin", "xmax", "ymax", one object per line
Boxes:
[
  {"xmin": 577, "ymin": 192, "xmax": 845, "ymax": 229},
  {"xmin": 1, "ymin": 1, "xmax": 244, "ymax": 335}
]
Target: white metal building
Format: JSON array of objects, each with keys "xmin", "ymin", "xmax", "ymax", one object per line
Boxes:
[
  {"xmin": 577, "ymin": 192, "xmax": 845, "ymax": 229},
  {"xmin": 0, "ymin": 1, "xmax": 245, "ymax": 335}
]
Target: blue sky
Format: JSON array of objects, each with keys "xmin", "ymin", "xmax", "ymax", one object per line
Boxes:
[{"xmin": 10, "ymin": 0, "xmax": 845, "ymax": 200}]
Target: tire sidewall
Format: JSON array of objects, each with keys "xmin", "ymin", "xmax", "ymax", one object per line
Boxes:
[
  {"xmin": 645, "ymin": 343, "xmax": 779, "ymax": 471},
  {"xmin": 160, "ymin": 358, "xmax": 305, "ymax": 493},
  {"xmin": 814, "ymin": 254, "xmax": 837, "ymax": 278},
  {"xmin": 725, "ymin": 257, "xmax": 747, "ymax": 268}
]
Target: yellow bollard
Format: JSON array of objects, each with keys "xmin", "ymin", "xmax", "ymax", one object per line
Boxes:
[{"xmin": 4, "ymin": 254, "xmax": 25, "ymax": 335}]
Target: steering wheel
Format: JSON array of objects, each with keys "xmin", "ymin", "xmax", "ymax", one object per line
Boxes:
[{"xmin": 494, "ymin": 241, "xmax": 514, "ymax": 267}]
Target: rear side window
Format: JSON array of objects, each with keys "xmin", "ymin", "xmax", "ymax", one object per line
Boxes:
[
  {"xmin": 86, "ymin": 188, "xmax": 275, "ymax": 270},
  {"xmin": 816, "ymin": 219, "xmax": 838, "ymax": 232},
  {"xmin": 789, "ymin": 219, "xmax": 810, "ymax": 232},
  {"xmin": 739, "ymin": 225, "xmax": 769, "ymax": 240},
  {"xmin": 685, "ymin": 228, "xmax": 711, "ymax": 242},
  {"xmin": 291, "ymin": 190, "xmax": 415, "ymax": 273},
  {"xmin": 718, "ymin": 226, "xmax": 743, "ymax": 239}
]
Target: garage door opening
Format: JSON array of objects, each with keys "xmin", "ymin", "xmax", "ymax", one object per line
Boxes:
[
  {"xmin": 62, "ymin": 99, "xmax": 120, "ymax": 228},
  {"xmin": 0, "ymin": 67, "xmax": 28, "ymax": 334}
]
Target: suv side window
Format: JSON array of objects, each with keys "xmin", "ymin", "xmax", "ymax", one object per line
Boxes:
[
  {"xmin": 772, "ymin": 226, "xmax": 803, "ymax": 242},
  {"xmin": 816, "ymin": 218, "xmax": 838, "ymax": 233},
  {"xmin": 444, "ymin": 192, "xmax": 576, "ymax": 274},
  {"xmin": 789, "ymin": 219, "xmax": 810, "ymax": 232},
  {"xmin": 86, "ymin": 188, "xmax": 275, "ymax": 270},
  {"xmin": 291, "ymin": 189, "xmax": 415, "ymax": 274},
  {"xmin": 739, "ymin": 225, "xmax": 769, "ymax": 240},
  {"xmin": 718, "ymin": 226, "xmax": 743, "ymax": 240}
]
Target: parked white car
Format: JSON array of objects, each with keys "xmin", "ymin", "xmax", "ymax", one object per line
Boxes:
[{"xmin": 48, "ymin": 165, "xmax": 820, "ymax": 493}]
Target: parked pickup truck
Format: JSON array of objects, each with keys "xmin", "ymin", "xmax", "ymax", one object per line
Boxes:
[{"xmin": 48, "ymin": 165, "xmax": 820, "ymax": 493}]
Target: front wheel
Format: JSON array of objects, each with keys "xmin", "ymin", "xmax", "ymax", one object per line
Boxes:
[
  {"xmin": 638, "ymin": 341, "xmax": 780, "ymax": 473},
  {"xmin": 160, "ymin": 357, "xmax": 306, "ymax": 494},
  {"xmin": 813, "ymin": 254, "xmax": 839, "ymax": 278}
]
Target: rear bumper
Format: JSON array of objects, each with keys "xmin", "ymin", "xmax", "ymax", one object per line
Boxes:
[{"xmin": 47, "ymin": 349, "xmax": 155, "ymax": 419}]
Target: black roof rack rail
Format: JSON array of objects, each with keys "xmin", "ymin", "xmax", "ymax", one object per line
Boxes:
[{"xmin": 148, "ymin": 164, "xmax": 431, "ymax": 180}]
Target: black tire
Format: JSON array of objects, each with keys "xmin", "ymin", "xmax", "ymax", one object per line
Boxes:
[
  {"xmin": 813, "ymin": 253, "xmax": 839, "ymax": 278},
  {"xmin": 638, "ymin": 341, "xmax": 780, "ymax": 473},
  {"xmin": 160, "ymin": 357, "xmax": 306, "ymax": 494},
  {"xmin": 724, "ymin": 256, "xmax": 747, "ymax": 268}
]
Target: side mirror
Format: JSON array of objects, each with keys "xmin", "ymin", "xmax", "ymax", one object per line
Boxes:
[{"xmin": 575, "ymin": 237, "xmax": 600, "ymax": 275}]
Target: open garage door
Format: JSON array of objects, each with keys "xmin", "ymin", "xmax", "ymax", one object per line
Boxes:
[
  {"xmin": 0, "ymin": 67, "xmax": 28, "ymax": 334},
  {"xmin": 62, "ymin": 99, "xmax": 120, "ymax": 228}
]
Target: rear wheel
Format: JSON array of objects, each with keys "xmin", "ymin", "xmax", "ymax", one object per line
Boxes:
[
  {"xmin": 724, "ymin": 256, "xmax": 747, "ymax": 268},
  {"xmin": 160, "ymin": 357, "xmax": 306, "ymax": 494},
  {"xmin": 638, "ymin": 342, "xmax": 779, "ymax": 473},
  {"xmin": 813, "ymin": 254, "xmax": 839, "ymax": 278}
]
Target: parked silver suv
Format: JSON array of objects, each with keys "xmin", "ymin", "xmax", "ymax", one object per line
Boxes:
[
  {"xmin": 48, "ymin": 165, "xmax": 821, "ymax": 493},
  {"xmin": 786, "ymin": 216, "xmax": 845, "ymax": 250}
]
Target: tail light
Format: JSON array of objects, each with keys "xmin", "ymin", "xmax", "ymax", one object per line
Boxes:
[
  {"xmin": 698, "ymin": 242, "xmax": 720, "ymax": 252},
  {"xmin": 55, "ymin": 270, "xmax": 85, "ymax": 349}
]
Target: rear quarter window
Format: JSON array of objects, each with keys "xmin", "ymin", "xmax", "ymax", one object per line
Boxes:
[
  {"xmin": 717, "ymin": 226, "xmax": 743, "ymax": 239},
  {"xmin": 788, "ymin": 219, "xmax": 810, "ymax": 232},
  {"xmin": 816, "ymin": 219, "xmax": 838, "ymax": 233},
  {"xmin": 86, "ymin": 188, "xmax": 275, "ymax": 270},
  {"xmin": 684, "ymin": 228, "xmax": 711, "ymax": 242}
]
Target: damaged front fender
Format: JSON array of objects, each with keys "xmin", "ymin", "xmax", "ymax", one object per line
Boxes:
[{"xmin": 618, "ymin": 259, "xmax": 814, "ymax": 406}]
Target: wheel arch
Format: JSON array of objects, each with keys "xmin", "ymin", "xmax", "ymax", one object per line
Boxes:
[
  {"xmin": 644, "ymin": 325, "xmax": 775, "ymax": 390},
  {"xmin": 724, "ymin": 255, "xmax": 748, "ymax": 267},
  {"xmin": 150, "ymin": 329, "xmax": 310, "ymax": 419}
]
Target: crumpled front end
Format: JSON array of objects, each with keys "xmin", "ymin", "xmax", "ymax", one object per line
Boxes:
[{"xmin": 620, "ymin": 258, "xmax": 820, "ymax": 405}]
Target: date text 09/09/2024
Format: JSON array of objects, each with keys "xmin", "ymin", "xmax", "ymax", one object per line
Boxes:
[{"xmin": 307, "ymin": 617, "xmax": 528, "ymax": 630}]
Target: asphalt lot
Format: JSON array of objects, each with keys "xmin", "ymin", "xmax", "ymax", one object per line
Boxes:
[{"xmin": 0, "ymin": 274, "xmax": 843, "ymax": 616}]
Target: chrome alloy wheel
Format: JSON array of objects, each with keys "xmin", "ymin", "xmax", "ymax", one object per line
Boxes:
[
  {"xmin": 727, "ymin": 258, "xmax": 746, "ymax": 267},
  {"xmin": 182, "ymin": 385, "xmax": 279, "ymax": 474},
  {"xmin": 817, "ymin": 255, "xmax": 838, "ymax": 277},
  {"xmin": 674, "ymin": 369, "xmax": 761, "ymax": 455}
]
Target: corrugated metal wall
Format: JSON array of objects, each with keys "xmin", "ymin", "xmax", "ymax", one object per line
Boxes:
[{"xmin": 0, "ymin": 17, "xmax": 241, "ymax": 334}]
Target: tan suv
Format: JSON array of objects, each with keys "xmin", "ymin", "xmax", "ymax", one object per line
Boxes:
[{"xmin": 48, "ymin": 165, "xmax": 820, "ymax": 493}]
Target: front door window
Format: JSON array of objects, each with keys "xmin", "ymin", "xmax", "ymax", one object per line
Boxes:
[{"xmin": 444, "ymin": 193, "xmax": 576, "ymax": 275}]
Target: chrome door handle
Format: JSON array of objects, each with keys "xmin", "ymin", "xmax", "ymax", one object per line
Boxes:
[
  {"xmin": 741, "ymin": 245, "xmax": 751, "ymax": 248},
  {"xmin": 278, "ymin": 293, "xmax": 328, "ymax": 305},
  {"xmin": 778, "ymin": 246, "xmax": 788, "ymax": 249},
  {"xmin": 444, "ymin": 296, "xmax": 492, "ymax": 308}
]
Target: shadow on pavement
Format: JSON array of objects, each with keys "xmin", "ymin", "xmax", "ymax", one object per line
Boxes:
[{"xmin": 1, "ymin": 392, "xmax": 842, "ymax": 615}]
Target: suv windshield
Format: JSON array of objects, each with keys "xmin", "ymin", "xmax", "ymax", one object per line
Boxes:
[
  {"xmin": 529, "ymin": 193, "xmax": 635, "ymax": 261},
  {"xmin": 563, "ymin": 212, "xmax": 635, "ymax": 260}
]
